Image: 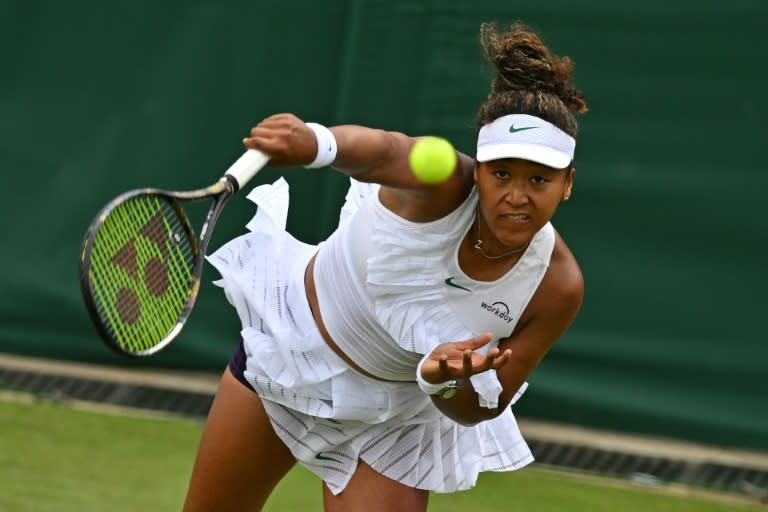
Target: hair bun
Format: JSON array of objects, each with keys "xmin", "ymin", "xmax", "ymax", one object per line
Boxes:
[{"xmin": 481, "ymin": 22, "xmax": 587, "ymax": 114}]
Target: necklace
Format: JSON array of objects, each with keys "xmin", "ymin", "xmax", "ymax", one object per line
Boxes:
[{"xmin": 473, "ymin": 207, "xmax": 528, "ymax": 260}]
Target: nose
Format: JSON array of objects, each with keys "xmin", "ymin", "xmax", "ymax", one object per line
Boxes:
[{"xmin": 504, "ymin": 181, "xmax": 529, "ymax": 206}]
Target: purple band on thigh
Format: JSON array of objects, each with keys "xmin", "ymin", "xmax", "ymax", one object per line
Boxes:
[{"xmin": 228, "ymin": 339, "xmax": 253, "ymax": 391}]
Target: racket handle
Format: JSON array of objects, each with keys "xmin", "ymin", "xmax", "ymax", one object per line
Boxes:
[{"xmin": 224, "ymin": 149, "xmax": 270, "ymax": 190}]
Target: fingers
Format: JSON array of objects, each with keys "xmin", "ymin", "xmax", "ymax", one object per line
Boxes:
[
  {"xmin": 471, "ymin": 347, "xmax": 507, "ymax": 374},
  {"xmin": 489, "ymin": 349, "xmax": 512, "ymax": 370},
  {"xmin": 462, "ymin": 350, "xmax": 473, "ymax": 375},
  {"xmin": 437, "ymin": 347, "xmax": 512, "ymax": 380},
  {"xmin": 240, "ymin": 114, "xmax": 316, "ymax": 166},
  {"xmin": 454, "ymin": 332, "xmax": 494, "ymax": 351},
  {"xmin": 425, "ymin": 336, "xmax": 512, "ymax": 380},
  {"xmin": 439, "ymin": 357, "xmax": 449, "ymax": 375},
  {"xmin": 466, "ymin": 347, "xmax": 512, "ymax": 375}
]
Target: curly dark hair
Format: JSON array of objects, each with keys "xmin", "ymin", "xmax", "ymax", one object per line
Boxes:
[{"xmin": 476, "ymin": 22, "xmax": 588, "ymax": 137}]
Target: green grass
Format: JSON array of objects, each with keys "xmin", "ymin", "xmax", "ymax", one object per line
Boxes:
[{"xmin": 0, "ymin": 397, "xmax": 762, "ymax": 512}]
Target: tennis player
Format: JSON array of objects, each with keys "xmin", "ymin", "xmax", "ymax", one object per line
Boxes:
[{"xmin": 183, "ymin": 21, "xmax": 588, "ymax": 512}]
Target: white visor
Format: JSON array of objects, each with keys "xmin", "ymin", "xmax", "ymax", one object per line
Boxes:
[{"xmin": 476, "ymin": 114, "xmax": 575, "ymax": 168}]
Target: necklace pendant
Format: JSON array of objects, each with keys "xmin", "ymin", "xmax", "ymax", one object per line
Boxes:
[{"xmin": 473, "ymin": 207, "xmax": 527, "ymax": 260}]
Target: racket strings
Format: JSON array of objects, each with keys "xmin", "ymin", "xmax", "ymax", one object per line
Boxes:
[
  {"xmin": 92, "ymin": 200, "xmax": 170, "ymax": 347},
  {"xmin": 103, "ymin": 199, "xmax": 191, "ymax": 350},
  {"xmin": 88, "ymin": 195, "xmax": 196, "ymax": 353}
]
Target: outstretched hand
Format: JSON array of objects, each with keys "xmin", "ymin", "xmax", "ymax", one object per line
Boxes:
[{"xmin": 420, "ymin": 333, "xmax": 512, "ymax": 384}]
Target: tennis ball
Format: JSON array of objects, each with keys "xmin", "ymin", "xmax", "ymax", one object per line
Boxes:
[{"xmin": 408, "ymin": 136, "xmax": 457, "ymax": 184}]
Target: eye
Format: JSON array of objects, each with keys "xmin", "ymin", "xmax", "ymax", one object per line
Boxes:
[
  {"xmin": 531, "ymin": 176, "xmax": 549, "ymax": 185},
  {"xmin": 493, "ymin": 169, "xmax": 511, "ymax": 179}
]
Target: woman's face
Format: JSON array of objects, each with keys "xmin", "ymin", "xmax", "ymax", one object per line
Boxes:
[{"xmin": 474, "ymin": 158, "xmax": 574, "ymax": 252}]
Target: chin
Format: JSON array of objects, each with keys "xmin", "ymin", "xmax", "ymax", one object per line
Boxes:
[{"xmin": 496, "ymin": 227, "xmax": 535, "ymax": 248}]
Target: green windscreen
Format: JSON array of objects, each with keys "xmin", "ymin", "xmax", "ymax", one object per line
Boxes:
[
  {"xmin": 85, "ymin": 195, "xmax": 196, "ymax": 354},
  {"xmin": 2, "ymin": 1, "xmax": 766, "ymax": 451}
]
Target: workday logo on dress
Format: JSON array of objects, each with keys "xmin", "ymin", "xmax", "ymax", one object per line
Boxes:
[{"xmin": 481, "ymin": 301, "xmax": 514, "ymax": 324}]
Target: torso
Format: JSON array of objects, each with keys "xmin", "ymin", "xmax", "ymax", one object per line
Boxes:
[
  {"xmin": 304, "ymin": 184, "xmax": 565, "ymax": 381},
  {"xmin": 305, "ymin": 253, "xmax": 387, "ymax": 380}
]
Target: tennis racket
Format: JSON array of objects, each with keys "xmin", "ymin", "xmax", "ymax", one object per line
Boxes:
[{"xmin": 79, "ymin": 149, "xmax": 270, "ymax": 357}]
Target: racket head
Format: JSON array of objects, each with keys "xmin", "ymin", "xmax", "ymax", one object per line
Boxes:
[{"xmin": 79, "ymin": 189, "xmax": 202, "ymax": 356}]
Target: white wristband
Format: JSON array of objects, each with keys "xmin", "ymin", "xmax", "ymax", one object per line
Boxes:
[
  {"xmin": 416, "ymin": 353, "xmax": 454, "ymax": 395},
  {"xmin": 304, "ymin": 122, "xmax": 338, "ymax": 169}
]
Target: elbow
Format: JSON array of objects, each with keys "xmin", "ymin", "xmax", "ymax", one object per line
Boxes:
[
  {"xmin": 451, "ymin": 416, "xmax": 482, "ymax": 427},
  {"xmin": 430, "ymin": 380, "xmax": 511, "ymax": 426},
  {"xmin": 435, "ymin": 400, "xmax": 504, "ymax": 427}
]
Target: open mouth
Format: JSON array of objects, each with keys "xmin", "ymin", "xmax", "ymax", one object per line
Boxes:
[{"xmin": 502, "ymin": 214, "xmax": 530, "ymax": 222}]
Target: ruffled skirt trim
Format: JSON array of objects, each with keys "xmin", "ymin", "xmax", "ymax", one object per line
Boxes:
[{"xmin": 207, "ymin": 178, "xmax": 533, "ymax": 494}]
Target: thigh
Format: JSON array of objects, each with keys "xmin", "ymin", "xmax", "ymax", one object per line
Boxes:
[
  {"xmin": 183, "ymin": 368, "xmax": 296, "ymax": 512},
  {"xmin": 322, "ymin": 460, "xmax": 428, "ymax": 512}
]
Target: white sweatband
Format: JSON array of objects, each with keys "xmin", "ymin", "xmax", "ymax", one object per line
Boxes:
[
  {"xmin": 303, "ymin": 122, "xmax": 338, "ymax": 169},
  {"xmin": 476, "ymin": 114, "xmax": 575, "ymax": 168},
  {"xmin": 416, "ymin": 353, "xmax": 455, "ymax": 395}
]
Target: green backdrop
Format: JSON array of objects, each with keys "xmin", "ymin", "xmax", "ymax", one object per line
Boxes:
[{"xmin": 2, "ymin": 0, "xmax": 766, "ymax": 450}]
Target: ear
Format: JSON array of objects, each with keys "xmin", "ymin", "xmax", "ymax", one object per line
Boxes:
[{"xmin": 563, "ymin": 167, "xmax": 575, "ymax": 201}]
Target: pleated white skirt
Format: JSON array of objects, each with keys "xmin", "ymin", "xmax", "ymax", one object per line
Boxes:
[{"xmin": 208, "ymin": 178, "xmax": 533, "ymax": 495}]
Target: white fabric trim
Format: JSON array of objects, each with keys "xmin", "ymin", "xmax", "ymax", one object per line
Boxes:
[
  {"xmin": 313, "ymin": 197, "xmax": 422, "ymax": 381},
  {"xmin": 209, "ymin": 178, "xmax": 536, "ymax": 495},
  {"xmin": 304, "ymin": 122, "xmax": 338, "ymax": 169},
  {"xmin": 476, "ymin": 114, "xmax": 575, "ymax": 168}
]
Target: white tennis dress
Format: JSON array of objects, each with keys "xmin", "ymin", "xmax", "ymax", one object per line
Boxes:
[{"xmin": 207, "ymin": 177, "xmax": 555, "ymax": 495}]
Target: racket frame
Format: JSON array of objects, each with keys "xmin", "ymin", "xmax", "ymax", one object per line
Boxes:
[{"xmin": 79, "ymin": 177, "xmax": 235, "ymax": 357}]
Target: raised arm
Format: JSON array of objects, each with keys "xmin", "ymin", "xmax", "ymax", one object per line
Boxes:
[{"xmin": 242, "ymin": 113, "xmax": 474, "ymax": 221}]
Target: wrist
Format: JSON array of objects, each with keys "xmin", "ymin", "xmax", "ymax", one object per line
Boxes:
[
  {"xmin": 416, "ymin": 353, "xmax": 459, "ymax": 399},
  {"xmin": 304, "ymin": 123, "xmax": 337, "ymax": 169}
]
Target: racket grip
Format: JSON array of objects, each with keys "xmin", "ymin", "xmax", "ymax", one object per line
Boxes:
[{"xmin": 224, "ymin": 149, "xmax": 270, "ymax": 190}]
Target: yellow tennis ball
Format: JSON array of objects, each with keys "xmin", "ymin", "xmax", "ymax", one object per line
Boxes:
[{"xmin": 408, "ymin": 136, "xmax": 457, "ymax": 184}]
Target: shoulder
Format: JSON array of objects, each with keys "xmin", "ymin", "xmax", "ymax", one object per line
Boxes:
[
  {"xmin": 523, "ymin": 229, "xmax": 584, "ymax": 323},
  {"xmin": 378, "ymin": 151, "xmax": 476, "ymax": 222},
  {"xmin": 549, "ymin": 230, "xmax": 583, "ymax": 296}
]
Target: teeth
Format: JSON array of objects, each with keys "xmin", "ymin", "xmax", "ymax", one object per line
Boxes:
[{"xmin": 505, "ymin": 214, "xmax": 527, "ymax": 220}]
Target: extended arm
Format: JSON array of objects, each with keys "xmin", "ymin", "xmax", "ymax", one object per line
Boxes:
[
  {"xmin": 420, "ymin": 236, "xmax": 584, "ymax": 426},
  {"xmin": 242, "ymin": 113, "xmax": 473, "ymax": 221}
]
